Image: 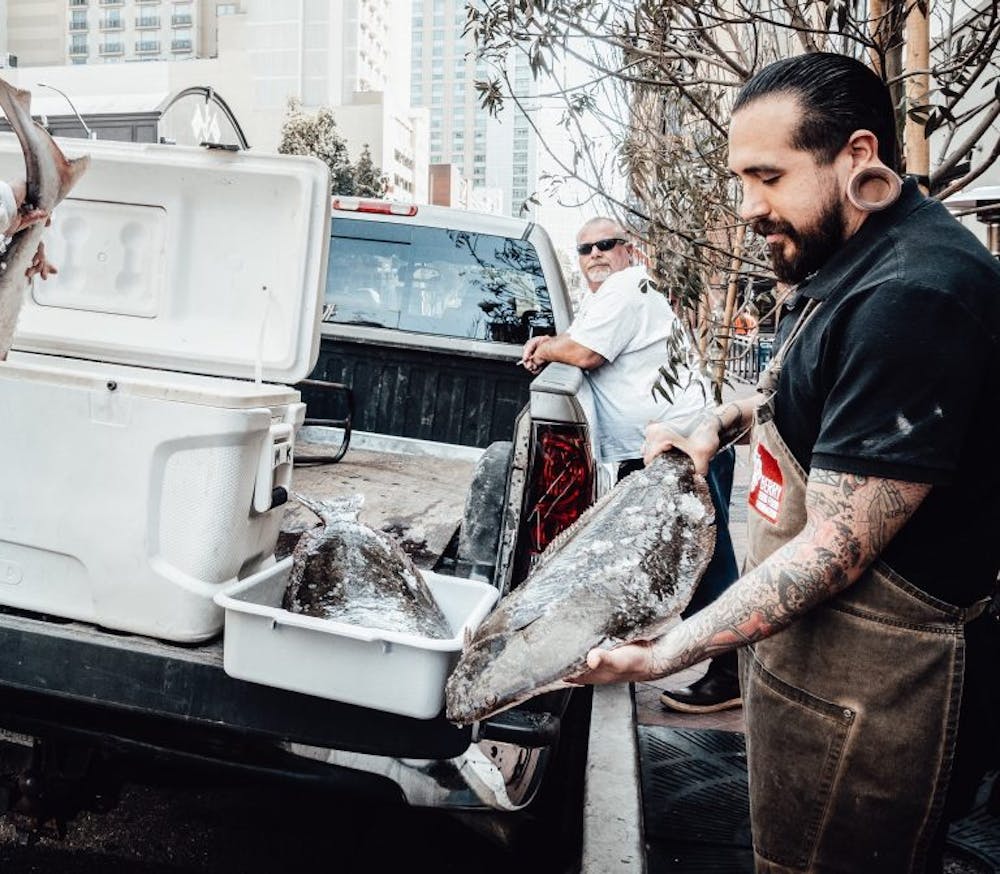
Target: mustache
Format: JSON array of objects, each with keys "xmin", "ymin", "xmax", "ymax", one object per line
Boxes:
[{"xmin": 752, "ymin": 219, "xmax": 797, "ymax": 239}]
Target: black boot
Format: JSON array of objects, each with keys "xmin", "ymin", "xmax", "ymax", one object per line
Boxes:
[{"xmin": 659, "ymin": 651, "xmax": 741, "ymax": 714}]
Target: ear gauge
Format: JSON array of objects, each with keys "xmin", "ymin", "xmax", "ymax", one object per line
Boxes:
[{"xmin": 847, "ymin": 165, "xmax": 903, "ymax": 212}]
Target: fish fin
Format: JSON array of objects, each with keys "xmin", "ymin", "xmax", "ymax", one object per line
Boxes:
[
  {"xmin": 60, "ymin": 154, "xmax": 91, "ymax": 195},
  {"xmin": 292, "ymin": 492, "xmax": 364, "ymax": 526},
  {"xmin": 0, "ymin": 80, "xmax": 32, "ymax": 116}
]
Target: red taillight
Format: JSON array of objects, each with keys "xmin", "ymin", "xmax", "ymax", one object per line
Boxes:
[
  {"xmin": 332, "ymin": 197, "xmax": 418, "ymax": 217},
  {"xmin": 512, "ymin": 423, "xmax": 595, "ymax": 586}
]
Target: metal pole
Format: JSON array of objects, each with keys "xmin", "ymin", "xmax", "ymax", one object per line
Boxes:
[{"xmin": 35, "ymin": 83, "xmax": 97, "ymax": 140}]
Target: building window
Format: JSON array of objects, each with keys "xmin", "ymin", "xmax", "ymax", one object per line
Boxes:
[{"xmin": 217, "ymin": 3, "xmax": 238, "ymax": 14}]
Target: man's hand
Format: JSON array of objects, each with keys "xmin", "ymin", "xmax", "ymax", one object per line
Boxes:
[
  {"xmin": 643, "ymin": 421, "xmax": 717, "ymax": 475},
  {"xmin": 520, "ymin": 335, "xmax": 551, "ymax": 373},
  {"xmin": 4, "ymin": 178, "xmax": 49, "ymax": 237},
  {"xmin": 644, "ymin": 397, "xmax": 759, "ymax": 473},
  {"xmin": 26, "ymin": 240, "xmax": 57, "ymax": 281},
  {"xmin": 570, "ymin": 640, "xmax": 658, "ymax": 685}
]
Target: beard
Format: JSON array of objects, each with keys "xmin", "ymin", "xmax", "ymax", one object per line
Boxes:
[
  {"xmin": 754, "ymin": 187, "xmax": 846, "ymax": 284},
  {"xmin": 585, "ymin": 264, "xmax": 614, "ymax": 285}
]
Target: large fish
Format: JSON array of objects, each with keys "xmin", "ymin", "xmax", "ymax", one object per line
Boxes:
[
  {"xmin": 282, "ymin": 494, "xmax": 453, "ymax": 639},
  {"xmin": 0, "ymin": 79, "xmax": 90, "ymax": 360},
  {"xmin": 445, "ymin": 452, "xmax": 715, "ymax": 724}
]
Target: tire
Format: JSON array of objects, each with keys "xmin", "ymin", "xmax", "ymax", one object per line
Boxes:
[{"xmin": 456, "ymin": 441, "xmax": 513, "ymax": 586}]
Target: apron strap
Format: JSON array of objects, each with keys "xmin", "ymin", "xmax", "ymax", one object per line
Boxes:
[
  {"xmin": 961, "ymin": 597, "xmax": 992, "ymax": 624},
  {"xmin": 757, "ymin": 298, "xmax": 823, "ymax": 395}
]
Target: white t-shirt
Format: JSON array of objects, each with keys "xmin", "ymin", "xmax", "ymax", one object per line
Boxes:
[{"xmin": 567, "ymin": 265, "xmax": 708, "ymax": 462}]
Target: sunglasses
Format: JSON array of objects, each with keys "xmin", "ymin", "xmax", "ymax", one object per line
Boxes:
[{"xmin": 576, "ymin": 237, "xmax": 627, "ymax": 256}]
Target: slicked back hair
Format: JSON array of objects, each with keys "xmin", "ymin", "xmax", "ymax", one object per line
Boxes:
[{"xmin": 733, "ymin": 53, "xmax": 900, "ymax": 173}]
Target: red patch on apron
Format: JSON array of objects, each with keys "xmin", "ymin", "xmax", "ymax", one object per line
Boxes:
[{"xmin": 749, "ymin": 442, "xmax": 783, "ymax": 522}]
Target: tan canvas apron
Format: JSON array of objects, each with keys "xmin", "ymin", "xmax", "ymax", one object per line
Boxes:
[{"xmin": 741, "ymin": 302, "xmax": 988, "ymax": 873}]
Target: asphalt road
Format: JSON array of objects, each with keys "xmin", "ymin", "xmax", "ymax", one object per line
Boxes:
[{"xmin": 0, "ymin": 778, "xmax": 576, "ymax": 873}]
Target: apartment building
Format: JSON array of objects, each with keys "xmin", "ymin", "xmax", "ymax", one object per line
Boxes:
[
  {"xmin": 7, "ymin": 0, "xmax": 236, "ymax": 67},
  {"xmin": 410, "ymin": 0, "xmax": 538, "ymax": 216},
  {"xmin": 243, "ymin": 0, "xmax": 424, "ymax": 199}
]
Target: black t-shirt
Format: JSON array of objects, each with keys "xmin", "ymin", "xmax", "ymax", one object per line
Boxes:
[{"xmin": 772, "ymin": 178, "xmax": 1000, "ymax": 606}]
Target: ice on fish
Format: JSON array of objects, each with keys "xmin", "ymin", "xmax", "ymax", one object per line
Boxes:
[
  {"xmin": 445, "ymin": 452, "xmax": 716, "ymax": 724},
  {"xmin": 282, "ymin": 493, "xmax": 452, "ymax": 639}
]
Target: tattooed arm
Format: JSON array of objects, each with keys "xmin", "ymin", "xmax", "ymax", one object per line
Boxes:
[{"xmin": 575, "ymin": 468, "xmax": 931, "ymax": 685}]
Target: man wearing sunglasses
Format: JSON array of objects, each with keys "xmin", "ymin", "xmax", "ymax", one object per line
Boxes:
[{"xmin": 520, "ymin": 216, "xmax": 742, "ymax": 714}]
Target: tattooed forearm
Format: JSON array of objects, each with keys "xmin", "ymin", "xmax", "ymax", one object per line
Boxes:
[{"xmin": 646, "ymin": 468, "xmax": 931, "ymax": 679}]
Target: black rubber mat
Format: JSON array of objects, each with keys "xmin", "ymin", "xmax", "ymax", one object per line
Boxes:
[
  {"xmin": 949, "ymin": 774, "xmax": 1000, "ymax": 873},
  {"xmin": 639, "ymin": 726, "xmax": 1000, "ymax": 874},
  {"xmin": 639, "ymin": 727, "xmax": 752, "ymax": 873}
]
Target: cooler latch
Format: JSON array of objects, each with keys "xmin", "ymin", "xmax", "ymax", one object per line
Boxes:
[{"xmin": 253, "ymin": 422, "xmax": 294, "ymax": 514}]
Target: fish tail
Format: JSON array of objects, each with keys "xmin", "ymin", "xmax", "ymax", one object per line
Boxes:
[{"xmin": 292, "ymin": 492, "xmax": 364, "ymax": 526}]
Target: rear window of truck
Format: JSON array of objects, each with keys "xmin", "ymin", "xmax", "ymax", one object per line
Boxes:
[{"xmin": 324, "ymin": 218, "xmax": 555, "ymax": 344}]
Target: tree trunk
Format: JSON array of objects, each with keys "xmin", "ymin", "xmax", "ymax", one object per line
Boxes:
[{"xmin": 904, "ymin": 0, "xmax": 930, "ymax": 189}]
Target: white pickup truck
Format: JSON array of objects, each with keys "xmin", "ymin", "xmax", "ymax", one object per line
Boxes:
[{"xmin": 0, "ymin": 139, "xmax": 600, "ymax": 864}]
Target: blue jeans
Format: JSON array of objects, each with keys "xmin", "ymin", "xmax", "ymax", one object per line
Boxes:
[{"xmin": 683, "ymin": 446, "xmax": 739, "ymax": 617}]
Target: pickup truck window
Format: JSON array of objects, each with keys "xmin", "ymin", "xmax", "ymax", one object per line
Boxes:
[{"xmin": 324, "ymin": 218, "xmax": 555, "ymax": 344}]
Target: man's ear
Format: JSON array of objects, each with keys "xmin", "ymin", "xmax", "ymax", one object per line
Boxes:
[{"xmin": 847, "ymin": 129, "xmax": 880, "ymax": 169}]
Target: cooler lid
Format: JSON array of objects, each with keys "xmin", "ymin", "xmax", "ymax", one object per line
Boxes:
[{"xmin": 0, "ymin": 135, "xmax": 330, "ymax": 385}]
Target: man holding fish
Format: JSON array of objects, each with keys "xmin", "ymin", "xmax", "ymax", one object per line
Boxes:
[
  {"xmin": 519, "ymin": 216, "xmax": 744, "ymax": 715},
  {"xmin": 578, "ymin": 53, "xmax": 1000, "ymax": 872}
]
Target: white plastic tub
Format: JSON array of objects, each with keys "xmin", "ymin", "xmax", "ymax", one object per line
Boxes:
[{"xmin": 214, "ymin": 557, "xmax": 499, "ymax": 719}]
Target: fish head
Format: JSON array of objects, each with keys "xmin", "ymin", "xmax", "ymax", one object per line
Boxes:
[{"xmin": 445, "ymin": 630, "xmax": 535, "ymax": 724}]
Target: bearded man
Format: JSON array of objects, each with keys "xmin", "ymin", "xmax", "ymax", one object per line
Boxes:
[{"xmin": 578, "ymin": 53, "xmax": 1000, "ymax": 873}]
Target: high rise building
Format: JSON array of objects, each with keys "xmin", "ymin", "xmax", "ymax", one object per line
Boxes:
[
  {"xmin": 243, "ymin": 0, "xmax": 423, "ymax": 200},
  {"xmin": 6, "ymin": 0, "xmax": 238, "ymax": 68},
  {"xmin": 410, "ymin": 0, "xmax": 538, "ymax": 216},
  {"xmin": 245, "ymin": 0, "xmax": 398, "ymax": 112}
]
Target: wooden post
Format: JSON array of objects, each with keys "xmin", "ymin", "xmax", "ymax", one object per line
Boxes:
[
  {"xmin": 712, "ymin": 223, "xmax": 746, "ymax": 402},
  {"xmin": 905, "ymin": 0, "xmax": 930, "ymax": 190}
]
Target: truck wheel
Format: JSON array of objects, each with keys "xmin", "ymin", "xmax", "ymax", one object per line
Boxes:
[{"xmin": 456, "ymin": 441, "xmax": 513, "ymax": 587}]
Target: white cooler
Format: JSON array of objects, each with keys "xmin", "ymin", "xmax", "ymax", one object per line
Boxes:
[{"xmin": 0, "ymin": 135, "xmax": 330, "ymax": 641}]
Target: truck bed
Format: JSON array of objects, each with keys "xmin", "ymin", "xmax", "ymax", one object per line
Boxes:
[
  {"xmin": 288, "ymin": 436, "xmax": 479, "ymax": 566},
  {"xmin": 0, "ymin": 439, "xmax": 483, "ymax": 765}
]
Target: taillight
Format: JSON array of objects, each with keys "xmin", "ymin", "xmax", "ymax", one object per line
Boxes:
[
  {"xmin": 332, "ymin": 197, "xmax": 418, "ymax": 217},
  {"xmin": 511, "ymin": 422, "xmax": 595, "ymax": 587}
]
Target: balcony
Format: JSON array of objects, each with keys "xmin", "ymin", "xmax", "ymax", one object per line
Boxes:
[
  {"xmin": 135, "ymin": 40, "xmax": 160, "ymax": 53},
  {"xmin": 99, "ymin": 41, "xmax": 123, "ymax": 55},
  {"xmin": 69, "ymin": 0, "xmax": 87, "ymax": 6},
  {"xmin": 171, "ymin": 39, "xmax": 192, "ymax": 52},
  {"xmin": 100, "ymin": 16, "xmax": 124, "ymax": 30},
  {"xmin": 136, "ymin": 0, "xmax": 160, "ymax": 4},
  {"xmin": 135, "ymin": 16, "xmax": 160, "ymax": 28},
  {"xmin": 69, "ymin": 19, "xmax": 88, "ymax": 31},
  {"xmin": 98, "ymin": 0, "xmax": 123, "ymax": 5},
  {"xmin": 171, "ymin": 15, "xmax": 193, "ymax": 26},
  {"xmin": 69, "ymin": 43, "xmax": 88, "ymax": 56}
]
